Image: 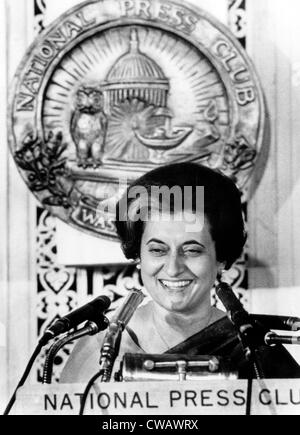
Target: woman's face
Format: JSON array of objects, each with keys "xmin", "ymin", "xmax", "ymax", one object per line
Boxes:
[{"xmin": 140, "ymin": 210, "xmax": 223, "ymax": 314}]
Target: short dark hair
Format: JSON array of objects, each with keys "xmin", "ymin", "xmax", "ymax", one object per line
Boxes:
[{"xmin": 115, "ymin": 162, "xmax": 246, "ymax": 269}]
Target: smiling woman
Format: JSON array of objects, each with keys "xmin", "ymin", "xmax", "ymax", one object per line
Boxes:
[
  {"xmin": 138, "ymin": 212, "xmax": 222, "ymax": 350},
  {"xmin": 113, "ymin": 162, "xmax": 244, "ymax": 353},
  {"xmin": 60, "ymin": 163, "xmax": 300, "ymax": 383}
]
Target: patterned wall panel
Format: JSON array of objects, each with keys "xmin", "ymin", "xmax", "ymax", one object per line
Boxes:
[
  {"xmin": 228, "ymin": 0, "xmax": 247, "ymax": 47},
  {"xmin": 226, "ymin": 0, "xmax": 248, "ymax": 306},
  {"xmin": 34, "ymin": 0, "xmax": 46, "ymax": 33}
]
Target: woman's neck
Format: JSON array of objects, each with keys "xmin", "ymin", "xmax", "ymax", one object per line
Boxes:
[
  {"xmin": 153, "ymin": 300, "xmax": 212, "ymax": 332},
  {"xmin": 148, "ymin": 300, "xmax": 223, "ymax": 351},
  {"xmin": 130, "ymin": 300, "xmax": 226, "ymax": 353}
]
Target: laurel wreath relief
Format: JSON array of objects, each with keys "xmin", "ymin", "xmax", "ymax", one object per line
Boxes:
[{"xmin": 14, "ymin": 130, "xmax": 71, "ymax": 208}]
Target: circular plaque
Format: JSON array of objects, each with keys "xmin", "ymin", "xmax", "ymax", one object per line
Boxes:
[{"xmin": 8, "ymin": 0, "xmax": 265, "ymax": 239}]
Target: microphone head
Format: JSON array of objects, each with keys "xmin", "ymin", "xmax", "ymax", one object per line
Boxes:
[
  {"xmin": 93, "ymin": 295, "xmax": 111, "ymax": 310},
  {"xmin": 215, "ymin": 281, "xmax": 232, "ymax": 297},
  {"xmin": 215, "ymin": 282, "xmax": 249, "ymax": 327},
  {"xmin": 43, "ymin": 294, "xmax": 112, "ymax": 343},
  {"xmin": 83, "ymin": 295, "xmax": 111, "ymax": 323}
]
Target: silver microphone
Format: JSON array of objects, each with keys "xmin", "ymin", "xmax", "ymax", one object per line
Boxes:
[
  {"xmin": 264, "ymin": 332, "xmax": 300, "ymax": 346},
  {"xmin": 99, "ymin": 288, "xmax": 145, "ymax": 381},
  {"xmin": 110, "ymin": 287, "xmax": 145, "ymax": 328},
  {"xmin": 250, "ymin": 314, "xmax": 300, "ymax": 332}
]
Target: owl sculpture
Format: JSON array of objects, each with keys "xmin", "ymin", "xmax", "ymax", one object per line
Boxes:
[{"xmin": 71, "ymin": 87, "xmax": 108, "ymax": 168}]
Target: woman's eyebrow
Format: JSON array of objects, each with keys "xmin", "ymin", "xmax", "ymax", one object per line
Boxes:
[
  {"xmin": 146, "ymin": 239, "xmax": 205, "ymax": 248},
  {"xmin": 182, "ymin": 240, "xmax": 205, "ymax": 248},
  {"xmin": 146, "ymin": 238, "xmax": 166, "ymax": 245}
]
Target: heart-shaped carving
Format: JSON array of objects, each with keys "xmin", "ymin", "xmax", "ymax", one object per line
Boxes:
[{"xmin": 39, "ymin": 268, "xmax": 74, "ymax": 294}]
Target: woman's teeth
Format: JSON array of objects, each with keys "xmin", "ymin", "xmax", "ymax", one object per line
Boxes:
[{"xmin": 160, "ymin": 280, "xmax": 192, "ymax": 289}]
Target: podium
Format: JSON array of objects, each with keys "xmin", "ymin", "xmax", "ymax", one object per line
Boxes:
[{"xmin": 12, "ymin": 379, "xmax": 300, "ymax": 415}]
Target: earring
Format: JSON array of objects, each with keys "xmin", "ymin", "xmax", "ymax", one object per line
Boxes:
[
  {"xmin": 217, "ymin": 269, "xmax": 226, "ymax": 282},
  {"xmin": 135, "ymin": 259, "xmax": 143, "ymax": 286}
]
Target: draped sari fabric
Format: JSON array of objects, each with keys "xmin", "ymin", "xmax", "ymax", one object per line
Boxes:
[
  {"xmin": 165, "ymin": 317, "xmax": 300, "ymax": 379},
  {"xmin": 60, "ymin": 312, "xmax": 300, "ymax": 384}
]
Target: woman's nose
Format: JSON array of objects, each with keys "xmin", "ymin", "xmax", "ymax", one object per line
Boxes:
[{"xmin": 165, "ymin": 253, "xmax": 185, "ymax": 277}]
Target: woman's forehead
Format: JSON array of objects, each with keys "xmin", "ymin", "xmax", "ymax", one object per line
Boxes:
[{"xmin": 142, "ymin": 211, "xmax": 212, "ymax": 244}]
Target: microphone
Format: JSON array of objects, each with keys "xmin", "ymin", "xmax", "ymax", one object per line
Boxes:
[
  {"xmin": 109, "ymin": 287, "xmax": 145, "ymax": 328},
  {"xmin": 216, "ymin": 282, "xmax": 253, "ymax": 332},
  {"xmin": 264, "ymin": 332, "xmax": 300, "ymax": 346},
  {"xmin": 41, "ymin": 295, "xmax": 111, "ymax": 345},
  {"xmin": 99, "ymin": 288, "xmax": 145, "ymax": 381},
  {"xmin": 215, "ymin": 282, "xmax": 268, "ymax": 359},
  {"xmin": 250, "ymin": 314, "xmax": 300, "ymax": 332}
]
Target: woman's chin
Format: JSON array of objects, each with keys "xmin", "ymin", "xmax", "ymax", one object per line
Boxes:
[{"xmin": 159, "ymin": 297, "xmax": 191, "ymax": 313}]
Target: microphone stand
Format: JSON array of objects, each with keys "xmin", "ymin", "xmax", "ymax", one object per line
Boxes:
[
  {"xmin": 216, "ymin": 282, "xmax": 271, "ymax": 415},
  {"xmin": 79, "ymin": 288, "xmax": 145, "ymax": 415},
  {"xmin": 43, "ymin": 316, "xmax": 109, "ymax": 384},
  {"xmin": 98, "ymin": 321, "xmax": 124, "ymax": 382},
  {"xmin": 236, "ymin": 322, "xmax": 267, "ymax": 379},
  {"xmin": 99, "ymin": 288, "xmax": 145, "ymax": 383},
  {"xmin": 78, "ymin": 325, "xmax": 124, "ymax": 415},
  {"xmin": 215, "ymin": 282, "xmax": 274, "ymax": 377},
  {"xmin": 224, "ymin": 318, "xmax": 266, "ymax": 416}
]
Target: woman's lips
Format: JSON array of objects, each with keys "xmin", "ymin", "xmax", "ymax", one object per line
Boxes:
[{"xmin": 158, "ymin": 279, "xmax": 193, "ymax": 290}]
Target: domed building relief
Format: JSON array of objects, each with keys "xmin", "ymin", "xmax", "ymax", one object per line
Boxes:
[
  {"xmin": 8, "ymin": 0, "xmax": 264, "ymax": 239},
  {"xmin": 101, "ymin": 28, "xmax": 194, "ymax": 163},
  {"xmin": 103, "ymin": 29, "xmax": 170, "ymax": 111}
]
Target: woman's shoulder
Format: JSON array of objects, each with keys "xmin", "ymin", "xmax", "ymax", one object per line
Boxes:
[
  {"xmin": 59, "ymin": 331, "xmax": 104, "ymax": 384},
  {"xmin": 128, "ymin": 300, "xmax": 154, "ymax": 327},
  {"xmin": 59, "ymin": 303, "xmax": 150, "ymax": 384}
]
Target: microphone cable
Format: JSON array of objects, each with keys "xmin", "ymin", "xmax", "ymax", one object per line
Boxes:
[
  {"xmin": 79, "ymin": 328, "xmax": 122, "ymax": 415},
  {"xmin": 245, "ymin": 378, "xmax": 253, "ymax": 416},
  {"xmin": 3, "ymin": 338, "xmax": 45, "ymax": 415},
  {"xmin": 79, "ymin": 370, "xmax": 104, "ymax": 416}
]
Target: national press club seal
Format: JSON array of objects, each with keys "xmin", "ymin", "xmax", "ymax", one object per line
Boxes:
[{"xmin": 8, "ymin": 0, "xmax": 265, "ymax": 240}]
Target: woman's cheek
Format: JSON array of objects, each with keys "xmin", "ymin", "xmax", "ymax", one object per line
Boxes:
[{"xmin": 142, "ymin": 255, "xmax": 163, "ymax": 275}]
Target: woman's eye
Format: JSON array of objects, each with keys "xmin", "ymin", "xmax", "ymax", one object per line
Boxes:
[
  {"xmin": 183, "ymin": 249, "xmax": 202, "ymax": 256},
  {"xmin": 148, "ymin": 247, "xmax": 166, "ymax": 255}
]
